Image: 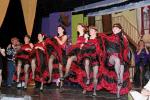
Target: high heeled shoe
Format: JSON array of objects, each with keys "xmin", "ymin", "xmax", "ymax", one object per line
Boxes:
[
  {"xmin": 86, "ymin": 79, "xmax": 90, "ymax": 85},
  {"xmin": 60, "ymin": 77, "xmax": 65, "ymax": 81},
  {"xmin": 40, "ymin": 87, "xmax": 43, "ymax": 92},
  {"xmin": 16, "ymin": 78, "xmax": 19, "ymax": 83},
  {"xmin": 47, "ymin": 79, "xmax": 51, "ymax": 84},
  {"xmin": 56, "ymin": 78, "xmax": 60, "ymax": 87},
  {"xmin": 17, "ymin": 82, "xmax": 21, "ymax": 88},
  {"xmin": 92, "ymin": 92, "xmax": 97, "ymax": 97},
  {"xmin": 82, "ymin": 90, "xmax": 86, "ymax": 94},
  {"xmin": 60, "ymin": 73, "xmax": 70, "ymax": 81},
  {"xmin": 24, "ymin": 85, "xmax": 27, "ymax": 90}
]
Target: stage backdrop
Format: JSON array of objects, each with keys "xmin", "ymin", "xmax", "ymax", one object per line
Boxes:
[
  {"xmin": 41, "ymin": 17, "xmax": 50, "ymax": 35},
  {"xmin": 42, "ymin": 11, "xmax": 72, "ymax": 43},
  {"xmin": 42, "ymin": 12, "xmax": 88, "ymax": 44},
  {"xmin": 72, "ymin": 14, "xmax": 88, "ymax": 44}
]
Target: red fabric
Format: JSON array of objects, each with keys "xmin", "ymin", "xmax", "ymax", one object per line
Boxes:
[
  {"xmin": 45, "ymin": 38, "xmax": 62, "ymax": 63},
  {"xmin": 20, "ymin": 44, "xmax": 32, "ymax": 52},
  {"xmin": 77, "ymin": 64, "xmax": 104, "ymax": 91},
  {"xmin": 122, "ymin": 35, "xmax": 130, "ymax": 62},
  {"xmin": 57, "ymin": 35, "xmax": 67, "ymax": 50},
  {"xmin": 100, "ymin": 33, "xmax": 129, "ymax": 63},
  {"xmin": 97, "ymin": 60, "xmax": 131, "ymax": 95},
  {"xmin": 74, "ymin": 38, "xmax": 104, "ymax": 91},
  {"xmin": 45, "ymin": 38, "xmax": 67, "ymax": 80},
  {"xmin": 68, "ymin": 36, "xmax": 85, "ymax": 52},
  {"xmin": 98, "ymin": 33, "xmax": 131, "ymax": 94},
  {"xmin": 76, "ymin": 36, "xmax": 85, "ymax": 45},
  {"xmin": 13, "ymin": 43, "xmax": 33, "ymax": 82},
  {"xmin": 33, "ymin": 42, "xmax": 49, "ymax": 83},
  {"xmin": 15, "ymin": 44, "xmax": 32, "ymax": 60}
]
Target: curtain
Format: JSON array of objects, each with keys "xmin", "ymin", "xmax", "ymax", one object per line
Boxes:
[
  {"xmin": 20, "ymin": 0, "xmax": 37, "ymax": 36},
  {"xmin": 0, "ymin": 0, "xmax": 10, "ymax": 28}
]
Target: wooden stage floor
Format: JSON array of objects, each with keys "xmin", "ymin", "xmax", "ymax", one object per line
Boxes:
[{"xmin": 0, "ymin": 83, "xmax": 129, "ymax": 100}]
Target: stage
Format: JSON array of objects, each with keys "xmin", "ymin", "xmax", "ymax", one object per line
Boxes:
[{"xmin": 0, "ymin": 83, "xmax": 130, "ymax": 100}]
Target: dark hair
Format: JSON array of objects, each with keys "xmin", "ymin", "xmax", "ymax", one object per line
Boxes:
[
  {"xmin": 119, "ymin": 33, "xmax": 124, "ymax": 49},
  {"xmin": 113, "ymin": 23, "xmax": 122, "ymax": 30},
  {"xmin": 113, "ymin": 23, "xmax": 125, "ymax": 49},
  {"xmin": 38, "ymin": 33, "xmax": 48, "ymax": 40},
  {"xmin": 57, "ymin": 25, "xmax": 66, "ymax": 35},
  {"xmin": 25, "ymin": 34, "xmax": 31, "ymax": 39},
  {"xmin": 11, "ymin": 37, "xmax": 19, "ymax": 42}
]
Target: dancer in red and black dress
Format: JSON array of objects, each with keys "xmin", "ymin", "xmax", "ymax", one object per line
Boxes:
[
  {"xmin": 44, "ymin": 36, "xmax": 61, "ymax": 86},
  {"xmin": 47, "ymin": 25, "xmax": 67, "ymax": 87},
  {"xmin": 60, "ymin": 23, "xmax": 87, "ymax": 82},
  {"xmin": 78, "ymin": 26, "xmax": 103, "ymax": 96},
  {"xmin": 100, "ymin": 23, "xmax": 131, "ymax": 99},
  {"xmin": 15, "ymin": 35, "xmax": 33, "ymax": 88},
  {"xmin": 33, "ymin": 33, "xmax": 49, "ymax": 91}
]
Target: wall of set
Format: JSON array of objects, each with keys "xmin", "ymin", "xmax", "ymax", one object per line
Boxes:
[
  {"xmin": 112, "ymin": 9, "xmax": 139, "ymax": 30},
  {"xmin": 95, "ymin": 16, "xmax": 103, "ymax": 32},
  {"xmin": 71, "ymin": 14, "xmax": 88, "ymax": 44}
]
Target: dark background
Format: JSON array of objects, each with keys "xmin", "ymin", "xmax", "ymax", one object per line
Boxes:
[
  {"xmin": 0, "ymin": 0, "xmax": 141, "ymax": 47},
  {"xmin": 0, "ymin": 0, "xmax": 101, "ymax": 82},
  {"xmin": 0, "ymin": 0, "xmax": 101, "ymax": 48}
]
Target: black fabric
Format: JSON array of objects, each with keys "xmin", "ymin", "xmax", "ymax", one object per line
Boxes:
[
  {"xmin": 97, "ymin": 36, "xmax": 104, "ymax": 51},
  {"xmin": 16, "ymin": 51, "xmax": 30, "ymax": 55},
  {"xmin": 78, "ymin": 43, "xmax": 100, "ymax": 69},
  {"xmin": 68, "ymin": 48, "xmax": 80, "ymax": 57},
  {"xmin": 15, "ymin": 51, "xmax": 31, "ymax": 66},
  {"xmin": 62, "ymin": 49, "xmax": 67, "ymax": 66},
  {"xmin": 102, "ymin": 74, "xmax": 128, "ymax": 88},
  {"xmin": 133, "ymin": 64, "xmax": 149, "ymax": 87},
  {"xmin": 37, "ymin": 49, "xmax": 47, "ymax": 74},
  {"xmin": 46, "ymin": 45, "xmax": 55, "ymax": 55},
  {"xmin": 117, "ymin": 32, "xmax": 124, "ymax": 49},
  {"xmin": 80, "ymin": 44, "xmax": 96, "ymax": 54},
  {"xmin": 105, "ymin": 40, "xmax": 121, "ymax": 53}
]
